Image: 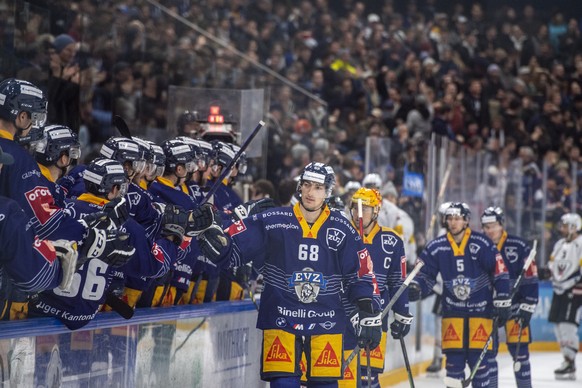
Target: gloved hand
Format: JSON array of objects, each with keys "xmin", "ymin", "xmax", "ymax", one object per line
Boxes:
[
  {"xmin": 103, "ymin": 197, "xmax": 129, "ymax": 228},
  {"xmin": 390, "ymin": 312, "xmax": 413, "ymax": 339},
  {"xmin": 233, "ymin": 198, "xmax": 277, "ymax": 221},
  {"xmin": 52, "ymin": 239, "xmax": 79, "ymax": 291},
  {"xmin": 351, "ymin": 299, "xmax": 382, "ymax": 349},
  {"xmin": 408, "ymin": 280, "xmax": 422, "ymax": 302},
  {"xmin": 197, "ymin": 223, "xmax": 231, "ymax": 263},
  {"xmin": 515, "ymin": 303, "xmax": 536, "ymax": 327},
  {"xmin": 186, "ymin": 203, "xmax": 221, "ymax": 237},
  {"xmin": 493, "ymin": 298, "xmax": 511, "ymax": 326},
  {"xmin": 161, "ymin": 204, "xmax": 188, "ymax": 245},
  {"xmin": 78, "ymin": 211, "xmax": 109, "ymax": 230},
  {"xmin": 81, "ymin": 228, "xmax": 136, "ymax": 268}
]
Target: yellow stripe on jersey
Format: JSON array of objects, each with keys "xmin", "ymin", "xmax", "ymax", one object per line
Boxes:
[
  {"xmin": 293, "ymin": 202, "xmax": 331, "ymax": 239},
  {"xmin": 447, "ymin": 228, "xmax": 472, "ymax": 256}
]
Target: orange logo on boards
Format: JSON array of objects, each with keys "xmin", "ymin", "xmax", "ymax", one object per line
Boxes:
[
  {"xmin": 314, "ymin": 342, "xmax": 339, "ymax": 367},
  {"xmin": 265, "ymin": 337, "xmax": 292, "ymax": 362},
  {"xmin": 472, "ymin": 324, "xmax": 489, "ymax": 342},
  {"xmin": 443, "ymin": 324, "xmax": 460, "ymax": 341}
]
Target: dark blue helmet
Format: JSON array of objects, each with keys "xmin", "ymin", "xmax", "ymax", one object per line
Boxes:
[
  {"xmin": 481, "ymin": 206, "xmax": 504, "ymax": 225},
  {"xmin": 35, "ymin": 125, "xmax": 80, "ymax": 166},
  {"xmin": 0, "ymin": 78, "xmax": 47, "ymax": 128},
  {"xmin": 84, "ymin": 158, "xmax": 129, "ymax": 196},
  {"xmin": 297, "ymin": 162, "xmax": 336, "ymax": 200}
]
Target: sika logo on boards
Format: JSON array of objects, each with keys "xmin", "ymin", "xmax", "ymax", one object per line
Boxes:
[{"xmin": 265, "ymin": 337, "xmax": 291, "ymax": 362}]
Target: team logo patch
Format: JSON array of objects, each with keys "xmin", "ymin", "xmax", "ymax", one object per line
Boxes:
[
  {"xmin": 151, "ymin": 243, "xmax": 165, "ymax": 263},
  {"xmin": 126, "ymin": 192, "xmax": 141, "ymax": 207},
  {"xmin": 381, "ymin": 235, "xmax": 398, "ymax": 252},
  {"xmin": 472, "ymin": 324, "xmax": 489, "ymax": 342},
  {"xmin": 25, "ymin": 186, "xmax": 58, "ymax": 225},
  {"xmin": 33, "ymin": 238, "xmax": 57, "ymax": 264},
  {"xmin": 443, "ymin": 323, "xmax": 461, "ymax": 341},
  {"xmin": 469, "ymin": 243, "xmax": 480, "ymax": 256},
  {"xmin": 319, "ymin": 321, "xmax": 337, "ymax": 330},
  {"xmin": 495, "ymin": 253, "xmax": 507, "ymax": 275},
  {"xmin": 227, "ymin": 219, "xmax": 247, "ymax": 236},
  {"xmin": 504, "ymin": 246, "xmax": 519, "ymax": 263},
  {"xmin": 357, "ymin": 248, "xmax": 374, "ymax": 277},
  {"xmin": 452, "ymin": 275, "xmax": 472, "ymax": 301},
  {"xmin": 326, "ymin": 228, "xmax": 345, "ymax": 251},
  {"xmin": 288, "ymin": 267, "xmax": 326, "ymax": 303}
]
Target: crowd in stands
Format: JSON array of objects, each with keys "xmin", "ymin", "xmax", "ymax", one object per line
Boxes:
[{"xmin": 4, "ymin": 0, "xmax": 582, "ymax": 252}]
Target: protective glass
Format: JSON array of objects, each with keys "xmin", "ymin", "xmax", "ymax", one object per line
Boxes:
[
  {"xmin": 68, "ymin": 145, "xmax": 81, "ymax": 160},
  {"xmin": 237, "ymin": 160, "xmax": 248, "ymax": 175},
  {"xmin": 118, "ymin": 182, "xmax": 129, "ymax": 197},
  {"xmin": 184, "ymin": 161, "xmax": 197, "ymax": 173},
  {"xmin": 31, "ymin": 112, "xmax": 47, "ymax": 128},
  {"xmin": 132, "ymin": 160, "xmax": 146, "ymax": 175}
]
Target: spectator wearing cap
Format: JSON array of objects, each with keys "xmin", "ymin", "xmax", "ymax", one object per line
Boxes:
[{"xmin": 47, "ymin": 33, "xmax": 81, "ymax": 132}]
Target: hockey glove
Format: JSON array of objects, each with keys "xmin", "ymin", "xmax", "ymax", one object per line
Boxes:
[
  {"xmin": 351, "ymin": 299, "xmax": 382, "ymax": 349},
  {"xmin": 52, "ymin": 240, "xmax": 79, "ymax": 291},
  {"xmin": 408, "ymin": 280, "xmax": 422, "ymax": 302},
  {"xmin": 515, "ymin": 303, "xmax": 536, "ymax": 327},
  {"xmin": 103, "ymin": 197, "xmax": 129, "ymax": 228},
  {"xmin": 390, "ymin": 312, "xmax": 413, "ymax": 339},
  {"xmin": 161, "ymin": 204, "xmax": 188, "ymax": 245},
  {"xmin": 197, "ymin": 223, "xmax": 231, "ymax": 264},
  {"xmin": 493, "ymin": 298, "xmax": 512, "ymax": 326},
  {"xmin": 186, "ymin": 203, "xmax": 221, "ymax": 237},
  {"xmin": 81, "ymin": 228, "xmax": 136, "ymax": 268},
  {"xmin": 538, "ymin": 266, "xmax": 552, "ymax": 281},
  {"xmin": 233, "ymin": 198, "xmax": 277, "ymax": 221},
  {"xmin": 78, "ymin": 211, "xmax": 109, "ymax": 230}
]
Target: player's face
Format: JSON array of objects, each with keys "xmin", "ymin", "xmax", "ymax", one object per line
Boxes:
[
  {"xmin": 482, "ymin": 221, "xmax": 503, "ymax": 243},
  {"xmin": 446, "ymin": 215, "xmax": 467, "ymax": 235},
  {"xmin": 300, "ymin": 180, "xmax": 326, "ymax": 209},
  {"xmin": 350, "ymin": 205, "xmax": 375, "ymax": 225}
]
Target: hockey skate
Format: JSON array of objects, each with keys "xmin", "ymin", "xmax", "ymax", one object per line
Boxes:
[
  {"xmin": 554, "ymin": 358, "xmax": 576, "ymax": 380},
  {"xmin": 425, "ymin": 356, "xmax": 443, "ymax": 377}
]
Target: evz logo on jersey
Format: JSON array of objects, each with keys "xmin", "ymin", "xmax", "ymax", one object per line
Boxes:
[
  {"xmin": 452, "ymin": 275, "xmax": 472, "ymax": 301},
  {"xmin": 381, "ymin": 235, "xmax": 398, "ymax": 253},
  {"xmin": 326, "ymin": 228, "xmax": 345, "ymax": 251},
  {"xmin": 288, "ymin": 268, "xmax": 326, "ymax": 303},
  {"xmin": 25, "ymin": 186, "xmax": 58, "ymax": 225},
  {"xmin": 504, "ymin": 246, "xmax": 519, "ymax": 263}
]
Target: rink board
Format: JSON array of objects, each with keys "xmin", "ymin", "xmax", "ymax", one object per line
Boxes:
[{"xmin": 0, "ymin": 301, "xmax": 266, "ymax": 387}]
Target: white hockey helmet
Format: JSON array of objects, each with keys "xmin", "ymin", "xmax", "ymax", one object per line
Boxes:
[
  {"xmin": 560, "ymin": 213, "xmax": 582, "ymax": 233},
  {"xmin": 362, "ymin": 173, "xmax": 382, "ymax": 189}
]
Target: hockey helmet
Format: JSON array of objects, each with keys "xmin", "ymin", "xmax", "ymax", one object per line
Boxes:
[
  {"xmin": 161, "ymin": 138, "xmax": 197, "ymax": 173},
  {"xmin": 210, "ymin": 140, "xmax": 236, "ymax": 168},
  {"xmin": 228, "ymin": 143, "xmax": 247, "ymax": 175},
  {"xmin": 362, "ymin": 173, "xmax": 382, "ymax": 189},
  {"xmin": 445, "ymin": 202, "xmax": 471, "ymax": 220},
  {"xmin": 0, "ymin": 78, "xmax": 47, "ymax": 128},
  {"xmin": 297, "ymin": 162, "xmax": 336, "ymax": 200},
  {"xmin": 100, "ymin": 137, "xmax": 146, "ymax": 175},
  {"xmin": 176, "ymin": 110, "xmax": 200, "ymax": 137},
  {"xmin": 560, "ymin": 213, "xmax": 582, "ymax": 233},
  {"xmin": 84, "ymin": 158, "xmax": 129, "ymax": 197},
  {"xmin": 481, "ymin": 206, "xmax": 504, "ymax": 225},
  {"xmin": 351, "ymin": 187, "xmax": 382, "ymax": 209},
  {"xmin": 35, "ymin": 125, "xmax": 80, "ymax": 165}
]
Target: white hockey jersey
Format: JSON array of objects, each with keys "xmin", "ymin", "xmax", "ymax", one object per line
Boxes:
[{"xmin": 549, "ymin": 234, "xmax": 582, "ymax": 294}]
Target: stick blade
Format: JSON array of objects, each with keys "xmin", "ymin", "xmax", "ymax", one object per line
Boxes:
[
  {"xmin": 112, "ymin": 115, "xmax": 132, "ymax": 138},
  {"xmin": 443, "ymin": 376, "xmax": 465, "ymax": 388}
]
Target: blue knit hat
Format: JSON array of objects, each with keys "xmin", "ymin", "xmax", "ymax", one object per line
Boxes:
[{"xmin": 53, "ymin": 34, "xmax": 75, "ymax": 53}]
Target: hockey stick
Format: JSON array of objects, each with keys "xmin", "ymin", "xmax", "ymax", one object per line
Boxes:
[
  {"xmin": 513, "ymin": 319, "xmax": 524, "ymax": 372},
  {"xmin": 105, "ymin": 293, "xmax": 134, "ymax": 319},
  {"xmin": 200, "ymin": 120, "xmax": 265, "ymax": 206},
  {"xmin": 444, "ymin": 240, "xmax": 537, "ymax": 388},
  {"xmin": 400, "ymin": 337, "xmax": 415, "ymax": 388},
  {"xmin": 426, "ymin": 163, "xmax": 452, "ymax": 240},
  {"xmin": 356, "ymin": 199, "xmax": 372, "ymax": 388},
  {"xmin": 112, "ymin": 115, "xmax": 132, "ymax": 138},
  {"xmin": 344, "ymin": 261, "xmax": 425, "ymax": 370}
]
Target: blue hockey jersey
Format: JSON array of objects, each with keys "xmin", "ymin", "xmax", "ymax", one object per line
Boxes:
[
  {"xmin": 29, "ymin": 193, "xmax": 175, "ymax": 329},
  {"xmin": 0, "ymin": 197, "xmax": 62, "ymax": 292},
  {"xmin": 494, "ymin": 232, "xmax": 538, "ymax": 307},
  {"xmin": 416, "ymin": 228, "xmax": 510, "ymax": 318},
  {"xmin": 207, "ymin": 178, "xmax": 242, "ymax": 212},
  {"xmin": 225, "ymin": 203, "xmax": 378, "ymax": 335},
  {"xmin": 0, "ymin": 131, "xmax": 84, "ymax": 242}
]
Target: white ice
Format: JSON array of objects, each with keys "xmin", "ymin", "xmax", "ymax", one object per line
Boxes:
[{"xmin": 388, "ymin": 351, "xmax": 579, "ymax": 387}]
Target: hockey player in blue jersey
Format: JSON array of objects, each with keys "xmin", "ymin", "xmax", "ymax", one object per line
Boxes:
[
  {"xmin": 205, "ymin": 140, "xmax": 243, "ymax": 212},
  {"xmin": 34, "ymin": 124, "xmax": 81, "ymax": 207},
  {"xmin": 176, "ymin": 137, "xmax": 212, "ymax": 204},
  {"xmin": 132, "ymin": 137, "xmax": 165, "ymax": 189},
  {"xmin": 29, "ymin": 158, "xmax": 176, "ymax": 329},
  {"xmin": 408, "ymin": 202, "xmax": 510, "ymax": 388},
  {"xmin": 200, "ymin": 162, "xmax": 382, "ymax": 388},
  {"xmin": 339, "ymin": 187, "xmax": 411, "ymax": 388},
  {"xmin": 0, "ymin": 147, "xmax": 79, "ymax": 318},
  {"xmin": 480, "ymin": 206, "xmax": 538, "ymax": 388}
]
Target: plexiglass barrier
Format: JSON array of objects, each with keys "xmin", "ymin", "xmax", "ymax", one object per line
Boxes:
[{"xmin": 0, "ymin": 301, "xmax": 265, "ymax": 387}]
